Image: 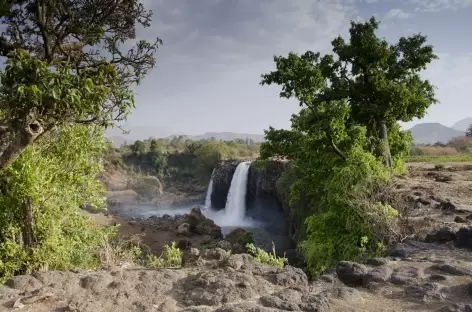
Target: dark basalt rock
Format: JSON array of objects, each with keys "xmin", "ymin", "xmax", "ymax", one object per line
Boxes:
[{"xmin": 210, "ymin": 160, "xmax": 240, "ymax": 210}]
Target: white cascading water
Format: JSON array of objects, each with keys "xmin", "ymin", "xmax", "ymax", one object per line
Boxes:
[
  {"xmin": 204, "ymin": 169, "xmax": 215, "ymax": 209},
  {"xmin": 222, "ymin": 161, "xmax": 251, "ymax": 225}
]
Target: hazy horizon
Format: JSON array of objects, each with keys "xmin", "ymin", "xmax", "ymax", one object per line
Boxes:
[{"xmin": 116, "ymin": 0, "xmax": 472, "ymax": 136}]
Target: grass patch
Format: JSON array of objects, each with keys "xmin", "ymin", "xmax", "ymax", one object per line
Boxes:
[
  {"xmin": 406, "ymin": 154, "xmax": 472, "ymax": 163},
  {"xmin": 246, "ymin": 243, "xmax": 288, "ymax": 269}
]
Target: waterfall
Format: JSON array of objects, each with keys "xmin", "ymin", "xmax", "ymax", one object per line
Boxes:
[
  {"xmin": 223, "ymin": 161, "xmax": 251, "ymax": 224},
  {"xmin": 204, "ymin": 169, "xmax": 215, "ymax": 209}
]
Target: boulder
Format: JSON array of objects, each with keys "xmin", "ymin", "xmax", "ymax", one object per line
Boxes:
[
  {"xmin": 216, "ymin": 240, "xmax": 232, "ymax": 251},
  {"xmin": 336, "ymin": 261, "xmax": 368, "ymax": 286},
  {"xmin": 454, "ymin": 226, "xmax": 472, "ymax": 250},
  {"xmin": 225, "ymin": 228, "xmax": 253, "ymax": 247},
  {"xmin": 185, "ymin": 207, "xmax": 223, "ymax": 239},
  {"xmin": 176, "ymin": 223, "xmax": 190, "ymax": 236},
  {"xmin": 177, "ymin": 238, "xmax": 192, "ymax": 250}
]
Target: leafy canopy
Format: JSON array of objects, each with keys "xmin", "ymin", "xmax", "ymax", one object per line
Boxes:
[
  {"xmin": 262, "ymin": 17, "xmax": 437, "ymax": 125},
  {"xmin": 0, "ymin": 0, "xmax": 160, "ymax": 170},
  {"xmin": 261, "ymin": 17, "xmax": 437, "ymax": 167}
]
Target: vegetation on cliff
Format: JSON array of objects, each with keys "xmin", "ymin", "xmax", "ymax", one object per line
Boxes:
[
  {"xmin": 104, "ymin": 136, "xmax": 261, "ymax": 193},
  {"xmin": 258, "ymin": 17, "xmax": 438, "ymax": 274}
]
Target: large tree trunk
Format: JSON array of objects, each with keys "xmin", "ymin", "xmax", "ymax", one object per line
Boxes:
[
  {"xmin": 377, "ymin": 119, "xmax": 392, "ymax": 168},
  {"xmin": 0, "ymin": 114, "xmax": 44, "ymax": 171}
]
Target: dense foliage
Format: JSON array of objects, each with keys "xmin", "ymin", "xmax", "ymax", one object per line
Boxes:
[
  {"xmin": 0, "ymin": 0, "xmax": 160, "ymax": 170},
  {"xmin": 0, "ymin": 125, "xmax": 115, "ymax": 282},
  {"xmin": 107, "ymin": 136, "xmax": 261, "ymax": 187},
  {"xmin": 259, "ymin": 17, "xmax": 437, "ymax": 274},
  {"xmin": 0, "ymin": 0, "xmax": 159, "ymax": 281}
]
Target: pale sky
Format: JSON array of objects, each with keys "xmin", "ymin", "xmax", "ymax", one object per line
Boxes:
[{"xmin": 120, "ymin": 0, "xmax": 472, "ymax": 136}]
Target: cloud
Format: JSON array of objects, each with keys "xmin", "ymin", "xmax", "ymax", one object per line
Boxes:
[
  {"xmin": 384, "ymin": 8, "xmax": 412, "ymax": 19},
  {"xmin": 142, "ymin": 0, "xmax": 359, "ymax": 71},
  {"xmin": 411, "ymin": 0, "xmax": 472, "ymax": 11},
  {"xmin": 121, "ymin": 0, "xmax": 472, "ymax": 135}
]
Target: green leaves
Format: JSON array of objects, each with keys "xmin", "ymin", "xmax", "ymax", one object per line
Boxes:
[
  {"xmin": 0, "ymin": 125, "xmax": 109, "ymax": 282},
  {"xmin": 258, "ymin": 15, "xmax": 435, "ymax": 275},
  {"xmin": 0, "ymin": 51, "xmax": 134, "ymax": 127}
]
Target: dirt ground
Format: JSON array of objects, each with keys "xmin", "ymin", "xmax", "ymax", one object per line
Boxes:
[
  {"xmin": 85, "ymin": 209, "xmax": 219, "ymax": 256},
  {"xmin": 388, "ymin": 162, "xmax": 472, "ymax": 239}
]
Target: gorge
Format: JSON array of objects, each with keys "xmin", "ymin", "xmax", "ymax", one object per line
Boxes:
[{"xmin": 105, "ymin": 159, "xmax": 296, "ymax": 257}]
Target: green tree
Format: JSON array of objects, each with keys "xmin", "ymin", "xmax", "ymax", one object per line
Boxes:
[
  {"xmin": 150, "ymin": 139, "xmax": 159, "ymax": 153},
  {"xmin": 131, "ymin": 140, "xmax": 146, "ymax": 155},
  {"xmin": 466, "ymin": 124, "xmax": 472, "ymax": 137},
  {"xmin": 147, "ymin": 140, "xmax": 167, "ymax": 178},
  {"xmin": 257, "ymin": 17, "xmax": 433, "ymax": 275},
  {"xmin": 261, "ymin": 17, "xmax": 436, "ymax": 167},
  {"xmin": 194, "ymin": 141, "xmax": 227, "ymax": 176},
  {"xmin": 0, "ymin": 125, "xmax": 115, "ymax": 282},
  {"xmin": 0, "ymin": 0, "xmax": 160, "ymax": 171}
]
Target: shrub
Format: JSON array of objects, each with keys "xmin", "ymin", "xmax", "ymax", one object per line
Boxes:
[
  {"xmin": 246, "ymin": 243, "xmax": 288, "ymax": 269},
  {"xmin": 242, "ymin": 232, "xmax": 254, "ymax": 245},
  {"xmin": 98, "ymin": 231, "xmax": 144, "ymax": 270},
  {"xmin": 146, "ymin": 242, "xmax": 183, "ymax": 268},
  {"xmin": 127, "ymin": 175, "xmax": 163, "ymax": 200},
  {"xmin": 298, "ymin": 148, "xmax": 397, "ymax": 275},
  {"xmin": 448, "ymin": 136, "xmax": 472, "ymax": 153},
  {"xmin": 0, "ymin": 125, "xmax": 113, "ymax": 283}
]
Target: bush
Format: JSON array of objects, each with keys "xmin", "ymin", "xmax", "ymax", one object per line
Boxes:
[
  {"xmin": 127, "ymin": 175, "xmax": 163, "ymax": 200},
  {"xmin": 146, "ymin": 242, "xmax": 183, "ymax": 268},
  {"xmin": 0, "ymin": 125, "xmax": 114, "ymax": 283},
  {"xmin": 98, "ymin": 231, "xmax": 145, "ymax": 269},
  {"xmin": 448, "ymin": 136, "xmax": 472, "ymax": 153},
  {"xmin": 246, "ymin": 243, "xmax": 288, "ymax": 269},
  {"xmin": 298, "ymin": 148, "xmax": 397, "ymax": 275}
]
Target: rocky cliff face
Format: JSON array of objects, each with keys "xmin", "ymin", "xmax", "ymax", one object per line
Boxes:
[
  {"xmin": 247, "ymin": 160, "xmax": 289, "ymax": 203},
  {"xmin": 210, "ymin": 160, "xmax": 290, "ymax": 213},
  {"xmin": 210, "ymin": 160, "xmax": 240, "ymax": 210},
  {"xmin": 210, "ymin": 160, "xmax": 303, "ymax": 241}
]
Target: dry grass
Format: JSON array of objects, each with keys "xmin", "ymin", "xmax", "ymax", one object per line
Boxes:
[
  {"xmin": 370, "ymin": 180, "xmax": 438, "ymax": 244},
  {"xmin": 106, "ymin": 190, "xmax": 139, "ymax": 205},
  {"xmin": 98, "ymin": 234, "xmax": 142, "ymax": 269},
  {"xmin": 417, "ymin": 146, "xmax": 463, "ymax": 156}
]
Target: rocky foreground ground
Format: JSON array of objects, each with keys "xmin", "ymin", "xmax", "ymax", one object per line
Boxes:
[
  {"xmin": 1, "ymin": 236, "xmax": 472, "ymax": 312},
  {"xmin": 1, "ymin": 162, "xmax": 472, "ymax": 311}
]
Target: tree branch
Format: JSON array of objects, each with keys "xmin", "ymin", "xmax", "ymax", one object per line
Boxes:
[
  {"xmin": 36, "ymin": 1, "xmax": 52, "ymax": 61},
  {"xmin": 328, "ymin": 134, "xmax": 347, "ymax": 161}
]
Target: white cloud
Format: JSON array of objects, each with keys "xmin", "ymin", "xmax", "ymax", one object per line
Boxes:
[
  {"xmin": 139, "ymin": 0, "xmax": 362, "ymax": 76},
  {"xmin": 384, "ymin": 8, "xmax": 413, "ymax": 19},
  {"xmin": 123, "ymin": 0, "xmax": 472, "ymax": 134},
  {"xmin": 412, "ymin": 0, "xmax": 472, "ymax": 11}
]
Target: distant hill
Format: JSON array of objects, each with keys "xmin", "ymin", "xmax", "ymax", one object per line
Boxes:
[
  {"xmin": 409, "ymin": 123, "xmax": 464, "ymax": 145},
  {"xmin": 452, "ymin": 117, "xmax": 472, "ymax": 132},
  {"xmin": 105, "ymin": 128, "xmax": 266, "ymax": 147},
  {"xmin": 167, "ymin": 132, "xmax": 265, "ymax": 142},
  {"xmin": 105, "ymin": 126, "xmax": 173, "ymax": 142}
]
